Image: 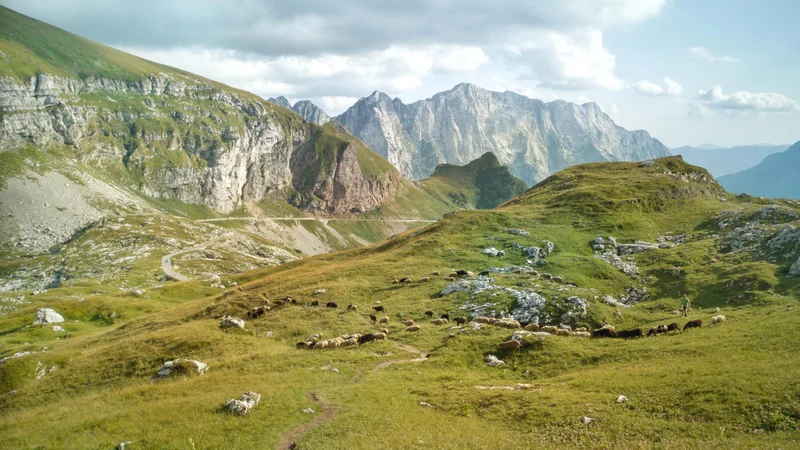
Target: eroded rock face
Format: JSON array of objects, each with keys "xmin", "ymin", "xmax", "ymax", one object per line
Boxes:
[
  {"xmin": 1, "ymin": 74, "xmax": 397, "ymax": 216},
  {"xmin": 336, "ymin": 83, "xmax": 669, "ymax": 183}
]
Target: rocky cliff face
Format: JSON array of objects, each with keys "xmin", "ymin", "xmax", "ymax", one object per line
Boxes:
[
  {"xmin": 336, "ymin": 83, "xmax": 670, "ymax": 184},
  {"xmin": 292, "ymin": 100, "xmax": 331, "ymax": 125},
  {"xmin": 0, "ymin": 73, "xmax": 393, "ymax": 215}
]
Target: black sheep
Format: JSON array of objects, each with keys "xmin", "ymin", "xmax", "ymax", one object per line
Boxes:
[
  {"xmin": 310, "ymin": 301, "xmax": 319, "ymax": 307},
  {"xmin": 617, "ymin": 328, "xmax": 643, "ymax": 339},
  {"xmin": 358, "ymin": 334, "xmax": 375, "ymax": 345},
  {"xmin": 424, "ymin": 310, "xmax": 434, "ymax": 318},
  {"xmin": 326, "ymin": 302, "xmax": 338, "ymax": 309},
  {"xmin": 683, "ymin": 319, "xmax": 702, "ymax": 331},
  {"xmin": 592, "ymin": 328, "xmax": 618, "ymax": 338},
  {"xmin": 369, "ymin": 314, "xmax": 377, "ymax": 323},
  {"xmin": 666, "ymin": 322, "xmax": 681, "ymax": 333},
  {"xmin": 454, "ymin": 317, "xmax": 466, "ymax": 325},
  {"xmin": 455, "ymin": 269, "xmax": 469, "ymax": 277},
  {"xmin": 372, "ymin": 306, "xmax": 385, "ymax": 313},
  {"xmin": 478, "ymin": 270, "xmax": 490, "ymax": 277},
  {"xmin": 440, "ymin": 312, "xmax": 450, "ymax": 320}
]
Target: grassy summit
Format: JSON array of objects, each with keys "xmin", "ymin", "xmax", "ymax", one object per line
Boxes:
[{"xmin": 2, "ymin": 156, "xmax": 799, "ymax": 448}]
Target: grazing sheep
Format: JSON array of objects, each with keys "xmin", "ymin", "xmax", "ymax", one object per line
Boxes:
[
  {"xmin": 431, "ymin": 318, "xmax": 449, "ymax": 325},
  {"xmin": 552, "ymin": 276, "xmax": 564, "ymax": 284},
  {"xmin": 666, "ymin": 322, "xmax": 681, "ymax": 333},
  {"xmin": 455, "ymin": 270, "xmax": 469, "ymax": 277},
  {"xmin": 710, "ymin": 315, "xmax": 726, "ymax": 325},
  {"xmin": 372, "ymin": 306, "xmax": 385, "ymax": 313},
  {"xmin": 391, "ymin": 279, "xmax": 400, "ymax": 285},
  {"xmin": 358, "ymin": 334, "xmax": 376, "ymax": 345},
  {"xmin": 646, "ymin": 325, "xmax": 668, "ymax": 337},
  {"xmin": 454, "ymin": 317, "xmax": 466, "ymax": 325},
  {"xmin": 524, "ymin": 323, "xmax": 540, "ymax": 332},
  {"xmin": 449, "ymin": 271, "xmax": 459, "ymax": 278},
  {"xmin": 440, "ymin": 312, "xmax": 450, "ymax": 320},
  {"xmin": 310, "ymin": 301, "xmax": 320, "ymax": 307},
  {"xmin": 342, "ymin": 338, "xmax": 358, "ymax": 347},
  {"xmin": 431, "ymin": 271, "xmax": 440, "ymax": 276},
  {"xmin": 369, "ymin": 314, "xmax": 377, "ymax": 323},
  {"xmin": 571, "ymin": 331, "xmax": 591, "ymax": 338},
  {"xmin": 683, "ymin": 319, "xmax": 702, "ymax": 331},
  {"xmin": 347, "ymin": 304, "xmax": 358, "ymax": 312},
  {"xmin": 495, "ymin": 319, "xmax": 521, "ymax": 329},
  {"xmin": 575, "ymin": 327, "xmax": 587, "ymax": 333},
  {"xmin": 601, "ymin": 324, "xmax": 616, "ymax": 332},
  {"xmin": 425, "ymin": 310, "xmax": 434, "ymax": 318},
  {"xmin": 487, "ymin": 318, "xmax": 500, "ymax": 325},
  {"xmin": 592, "ymin": 328, "xmax": 618, "ymax": 338},
  {"xmin": 381, "ymin": 328, "xmax": 389, "ymax": 335},
  {"xmin": 443, "ymin": 276, "xmax": 456, "ymax": 281},
  {"xmin": 379, "ymin": 317, "xmax": 390, "ymax": 326},
  {"xmin": 499, "ymin": 340, "xmax": 523, "ymax": 350},
  {"xmin": 326, "ymin": 302, "xmax": 338, "ymax": 309},
  {"xmin": 418, "ymin": 277, "xmax": 430, "ymax": 283},
  {"xmin": 372, "ymin": 332, "xmax": 387, "ymax": 341},
  {"xmin": 466, "ymin": 271, "xmax": 475, "ymax": 277},
  {"xmin": 402, "ymin": 320, "xmax": 415, "ymax": 326},
  {"xmin": 405, "ymin": 325, "xmax": 422, "ymax": 332},
  {"xmin": 540, "ymin": 325, "xmax": 558, "ymax": 335},
  {"xmin": 296, "ymin": 342, "xmax": 308, "ymax": 349},
  {"xmin": 617, "ymin": 328, "xmax": 643, "ymax": 339},
  {"xmin": 555, "ymin": 329, "xmax": 571, "ymax": 337},
  {"xmin": 476, "ymin": 317, "xmax": 492, "ymax": 324},
  {"xmin": 402, "ymin": 278, "xmax": 412, "ymax": 284},
  {"xmin": 316, "ymin": 340, "xmax": 330, "ymax": 350},
  {"xmin": 478, "ymin": 270, "xmax": 490, "ymax": 277}
]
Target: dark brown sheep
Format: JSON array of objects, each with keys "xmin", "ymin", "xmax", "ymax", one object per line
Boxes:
[
  {"xmin": 310, "ymin": 301, "xmax": 319, "ymax": 307},
  {"xmin": 666, "ymin": 322, "xmax": 681, "ymax": 333},
  {"xmin": 454, "ymin": 317, "xmax": 466, "ymax": 325},
  {"xmin": 592, "ymin": 328, "xmax": 618, "ymax": 338},
  {"xmin": 358, "ymin": 334, "xmax": 376, "ymax": 345},
  {"xmin": 372, "ymin": 306, "xmax": 385, "ymax": 313},
  {"xmin": 647, "ymin": 325, "xmax": 669, "ymax": 337},
  {"xmin": 683, "ymin": 319, "xmax": 702, "ymax": 331},
  {"xmin": 326, "ymin": 302, "xmax": 338, "ymax": 309},
  {"xmin": 424, "ymin": 310, "xmax": 434, "ymax": 317},
  {"xmin": 369, "ymin": 314, "xmax": 377, "ymax": 323},
  {"xmin": 440, "ymin": 312, "xmax": 450, "ymax": 320},
  {"xmin": 617, "ymin": 328, "xmax": 643, "ymax": 339}
]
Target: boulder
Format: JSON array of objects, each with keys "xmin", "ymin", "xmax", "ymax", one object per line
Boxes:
[
  {"xmin": 484, "ymin": 355, "xmax": 505, "ymax": 367},
  {"xmin": 790, "ymin": 257, "xmax": 800, "ymax": 276},
  {"xmin": 545, "ymin": 241, "xmax": 556, "ymax": 254},
  {"xmin": 616, "ymin": 242, "xmax": 659, "ymax": 256},
  {"xmin": 482, "ymin": 247, "xmax": 505, "ymax": 257},
  {"xmin": 616, "ymin": 395, "xmax": 628, "ymax": 403},
  {"xmin": 507, "ymin": 228, "xmax": 530, "ymax": 237},
  {"xmin": 220, "ymin": 316, "xmax": 245, "ymax": 329},
  {"xmin": 34, "ymin": 308, "xmax": 64, "ymax": 324},
  {"xmin": 225, "ymin": 391, "xmax": 261, "ymax": 415}
]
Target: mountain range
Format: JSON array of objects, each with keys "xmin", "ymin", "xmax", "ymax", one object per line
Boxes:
[
  {"xmin": 334, "ymin": 83, "xmax": 670, "ymax": 184},
  {"xmin": 268, "ymin": 96, "xmax": 332, "ymax": 125},
  {"xmin": 673, "ymin": 144, "xmax": 789, "ymax": 177},
  {"xmin": 717, "ymin": 141, "xmax": 800, "ymax": 199}
]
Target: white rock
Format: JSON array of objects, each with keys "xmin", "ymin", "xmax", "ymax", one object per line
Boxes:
[
  {"xmin": 155, "ymin": 359, "xmax": 208, "ymax": 377},
  {"xmin": 582, "ymin": 416, "xmax": 594, "ymax": 424},
  {"xmin": 34, "ymin": 308, "xmax": 64, "ymax": 324},
  {"xmin": 312, "ymin": 288, "xmax": 326, "ymax": 295},
  {"xmin": 220, "ymin": 316, "xmax": 245, "ymax": 329},
  {"xmin": 52, "ymin": 326, "xmax": 64, "ymax": 332},
  {"xmin": 225, "ymin": 391, "xmax": 261, "ymax": 415},
  {"xmin": 616, "ymin": 395, "xmax": 628, "ymax": 403},
  {"xmin": 485, "ymin": 355, "xmax": 505, "ymax": 367},
  {"xmin": 302, "ymin": 408, "xmax": 315, "ymax": 414}
]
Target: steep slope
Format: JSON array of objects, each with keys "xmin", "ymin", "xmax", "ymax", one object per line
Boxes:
[
  {"xmin": 718, "ymin": 141, "xmax": 800, "ymax": 198},
  {"xmin": 419, "ymin": 152, "xmax": 528, "ymax": 209},
  {"xmin": 336, "ymin": 83, "xmax": 670, "ymax": 183},
  {"xmin": 3, "ymin": 156, "xmax": 799, "ymax": 448},
  {"xmin": 291, "ymin": 100, "xmax": 331, "ymax": 125},
  {"xmin": 675, "ymin": 144, "xmax": 788, "ymax": 177}
]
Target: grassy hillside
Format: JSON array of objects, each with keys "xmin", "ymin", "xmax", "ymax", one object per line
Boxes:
[
  {"xmin": 2, "ymin": 156, "xmax": 799, "ymax": 448},
  {"xmin": 420, "ymin": 152, "xmax": 529, "ymax": 209}
]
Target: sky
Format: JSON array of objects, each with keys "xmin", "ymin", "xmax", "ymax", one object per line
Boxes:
[{"xmin": 4, "ymin": 0, "xmax": 799, "ymax": 148}]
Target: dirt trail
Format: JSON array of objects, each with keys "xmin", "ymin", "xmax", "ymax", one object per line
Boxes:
[
  {"xmin": 276, "ymin": 339, "xmax": 428, "ymax": 449},
  {"xmin": 160, "ymin": 233, "xmax": 232, "ymax": 281}
]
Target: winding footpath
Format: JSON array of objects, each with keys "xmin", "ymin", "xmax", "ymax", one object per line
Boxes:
[{"xmin": 276, "ymin": 340, "xmax": 428, "ymax": 450}]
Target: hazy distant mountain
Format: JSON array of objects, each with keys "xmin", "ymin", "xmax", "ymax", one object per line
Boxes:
[
  {"xmin": 335, "ymin": 83, "xmax": 670, "ymax": 185},
  {"xmin": 717, "ymin": 141, "xmax": 800, "ymax": 199},
  {"xmin": 673, "ymin": 144, "xmax": 789, "ymax": 177},
  {"xmin": 267, "ymin": 97, "xmax": 330, "ymax": 125}
]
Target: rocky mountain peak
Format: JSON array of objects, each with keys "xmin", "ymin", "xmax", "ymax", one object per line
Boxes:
[
  {"xmin": 292, "ymin": 100, "xmax": 331, "ymax": 125},
  {"xmin": 268, "ymin": 96, "xmax": 292, "ymax": 108}
]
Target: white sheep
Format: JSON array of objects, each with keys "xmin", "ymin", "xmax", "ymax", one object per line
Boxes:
[
  {"xmin": 379, "ymin": 317, "xmax": 390, "ymax": 326},
  {"xmin": 710, "ymin": 315, "xmax": 726, "ymax": 325},
  {"xmin": 405, "ymin": 325, "xmax": 422, "ymax": 332}
]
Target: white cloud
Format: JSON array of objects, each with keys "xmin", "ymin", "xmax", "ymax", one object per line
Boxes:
[
  {"xmin": 698, "ymin": 86, "xmax": 799, "ymax": 112},
  {"xmin": 509, "ymin": 29, "xmax": 624, "ymax": 91},
  {"xmin": 320, "ymin": 96, "xmax": 359, "ymax": 114},
  {"xmin": 124, "ymin": 45, "xmax": 489, "ymax": 99},
  {"xmin": 633, "ymin": 77, "xmax": 683, "ymax": 96},
  {"xmin": 687, "ymin": 46, "xmax": 739, "ymax": 63}
]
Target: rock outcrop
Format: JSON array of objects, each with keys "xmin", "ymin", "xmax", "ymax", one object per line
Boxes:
[
  {"xmin": 292, "ymin": 100, "xmax": 331, "ymax": 125},
  {"xmin": 336, "ymin": 83, "xmax": 670, "ymax": 183},
  {"xmin": 34, "ymin": 308, "xmax": 64, "ymax": 324}
]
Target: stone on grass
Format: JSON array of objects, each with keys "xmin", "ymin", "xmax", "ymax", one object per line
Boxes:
[
  {"xmin": 220, "ymin": 315, "xmax": 245, "ymax": 329},
  {"xmin": 225, "ymin": 391, "xmax": 261, "ymax": 415},
  {"xmin": 302, "ymin": 408, "xmax": 315, "ymax": 414},
  {"xmin": 34, "ymin": 308, "xmax": 64, "ymax": 324},
  {"xmin": 582, "ymin": 416, "xmax": 594, "ymax": 425},
  {"xmin": 52, "ymin": 326, "xmax": 64, "ymax": 332},
  {"xmin": 616, "ymin": 395, "xmax": 628, "ymax": 403},
  {"xmin": 154, "ymin": 359, "xmax": 208, "ymax": 378},
  {"xmin": 485, "ymin": 355, "xmax": 505, "ymax": 367}
]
